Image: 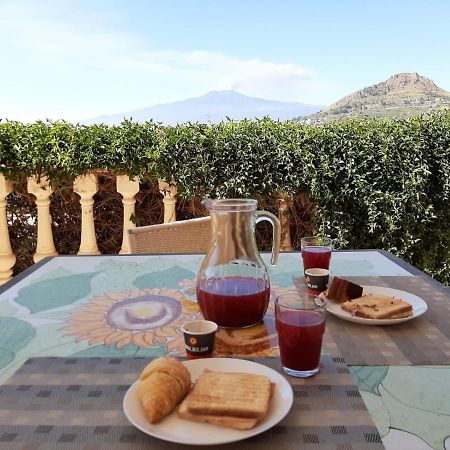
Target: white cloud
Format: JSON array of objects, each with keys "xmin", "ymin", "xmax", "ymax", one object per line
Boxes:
[
  {"xmin": 0, "ymin": 0, "xmax": 323, "ymax": 121},
  {"xmin": 178, "ymin": 51, "xmax": 317, "ymax": 101}
]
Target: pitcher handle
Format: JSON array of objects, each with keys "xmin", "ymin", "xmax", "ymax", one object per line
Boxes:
[{"xmin": 255, "ymin": 211, "xmax": 281, "ymax": 266}]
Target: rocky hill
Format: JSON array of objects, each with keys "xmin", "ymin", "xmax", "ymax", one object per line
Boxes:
[{"xmin": 299, "ymin": 72, "xmax": 450, "ymax": 123}]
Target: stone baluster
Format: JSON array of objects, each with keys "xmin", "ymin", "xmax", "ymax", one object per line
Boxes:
[
  {"xmin": 0, "ymin": 174, "xmax": 16, "ymax": 284},
  {"xmin": 278, "ymin": 194, "xmax": 293, "ymax": 251},
  {"xmin": 27, "ymin": 176, "xmax": 58, "ymax": 262},
  {"xmin": 74, "ymin": 173, "xmax": 100, "ymax": 255},
  {"xmin": 116, "ymin": 175, "xmax": 140, "ymax": 254},
  {"xmin": 158, "ymin": 180, "xmax": 178, "ymax": 223}
]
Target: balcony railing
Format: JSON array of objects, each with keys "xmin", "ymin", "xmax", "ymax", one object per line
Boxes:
[{"xmin": 0, "ymin": 172, "xmax": 293, "ymax": 285}]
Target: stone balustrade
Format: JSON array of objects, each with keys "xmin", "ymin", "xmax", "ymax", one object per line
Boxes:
[
  {"xmin": 0, "ymin": 174, "xmax": 16, "ymax": 285},
  {"xmin": 0, "ymin": 172, "xmax": 293, "ymax": 285}
]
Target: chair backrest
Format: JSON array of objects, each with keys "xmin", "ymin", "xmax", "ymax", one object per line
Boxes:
[{"xmin": 127, "ymin": 217, "xmax": 212, "ymax": 254}]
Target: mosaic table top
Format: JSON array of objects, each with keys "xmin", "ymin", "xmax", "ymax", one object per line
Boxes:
[{"xmin": 0, "ymin": 251, "xmax": 449, "ymax": 449}]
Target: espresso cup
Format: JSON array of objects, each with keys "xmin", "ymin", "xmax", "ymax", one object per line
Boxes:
[
  {"xmin": 182, "ymin": 320, "xmax": 218, "ymax": 359},
  {"xmin": 304, "ymin": 268, "xmax": 330, "ymax": 294}
]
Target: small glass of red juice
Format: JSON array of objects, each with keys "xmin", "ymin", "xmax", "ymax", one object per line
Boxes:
[
  {"xmin": 275, "ymin": 292, "xmax": 326, "ymax": 377},
  {"xmin": 301, "ymin": 236, "xmax": 332, "ymax": 275}
]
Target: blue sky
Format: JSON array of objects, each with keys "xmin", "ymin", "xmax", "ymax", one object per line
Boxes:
[{"xmin": 1, "ymin": 0, "xmax": 450, "ymax": 121}]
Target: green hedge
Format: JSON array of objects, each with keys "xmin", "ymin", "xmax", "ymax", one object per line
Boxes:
[{"xmin": 1, "ymin": 112, "xmax": 449, "ymax": 284}]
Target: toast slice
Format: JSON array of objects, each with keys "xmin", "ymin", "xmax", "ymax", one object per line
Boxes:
[
  {"xmin": 388, "ymin": 310, "xmax": 414, "ymax": 319},
  {"xmin": 178, "ymin": 399, "xmax": 259, "ymax": 430},
  {"xmin": 184, "ymin": 371, "xmax": 271, "ymax": 419},
  {"xmin": 341, "ymin": 294, "xmax": 413, "ymax": 319}
]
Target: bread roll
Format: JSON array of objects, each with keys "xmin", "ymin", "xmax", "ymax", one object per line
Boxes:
[{"xmin": 138, "ymin": 356, "xmax": 191, "ymax": 423}]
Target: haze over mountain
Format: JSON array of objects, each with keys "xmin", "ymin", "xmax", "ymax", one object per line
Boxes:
[
  {"xmin": 83, "ymin": 90, "xmax": 324, "ymax": 125},
  {"xmin": 299, "ymin": 72, "xmax": 450, "ymax": 123}
]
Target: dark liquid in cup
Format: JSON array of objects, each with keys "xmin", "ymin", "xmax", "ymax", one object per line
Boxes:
[
  {"xmin": 302, "ymin": 246, "xmax": 331, "ymax": 271},
  {"xmin": 276, "ymin": 310, "xmax": 325, "ymax": 371},
  {"xmin": 197, "ymin": 277, "xmax": 270, "ymax": 328}
]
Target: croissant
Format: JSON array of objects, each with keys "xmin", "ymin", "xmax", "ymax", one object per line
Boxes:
[{"xmin": 138, "ymin": 356, "xmax": 191, "ymax": 423}]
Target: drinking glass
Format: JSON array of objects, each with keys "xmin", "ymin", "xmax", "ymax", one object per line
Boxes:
[
  {"xmin": 275, "ymin": 292, "xmax": 327, "ymax": 377},
  {"xmin": 301, "ymin": 236, "xmax": 332, "ymax": 273}
]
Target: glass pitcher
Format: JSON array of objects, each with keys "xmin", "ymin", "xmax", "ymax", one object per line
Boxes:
[{"xmin": 196, "ymin": 199, "xmax": 281, "ymax": 328}]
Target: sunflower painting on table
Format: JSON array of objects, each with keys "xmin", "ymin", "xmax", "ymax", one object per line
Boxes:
[
  {"xmin": 61, "ymin": 287, "xmax": 200, "ymax": 353},
  {"xmin": 61, "ymin": 278, "xmax": 284, "ymax": 357}
]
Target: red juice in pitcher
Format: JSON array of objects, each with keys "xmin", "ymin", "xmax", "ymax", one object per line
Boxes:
[
  {"xmin": 276, "ymin": 309, "xmax": 325, "ymax": 371},
  {"xmin": 302, "ymin": 246, "xmax": 331, "ymax": 271},
  {"xmin": 197, "ymin": 277, "xmax": 270, "ymax": 328}
]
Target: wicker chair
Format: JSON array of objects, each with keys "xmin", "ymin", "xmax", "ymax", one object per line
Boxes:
[{"xmin": 127, "ymin": 217, "xmax": 212, "ymax": 254}]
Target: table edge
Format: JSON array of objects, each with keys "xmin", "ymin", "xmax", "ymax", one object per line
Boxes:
[
  {"xmin": 0, "ymin": 256, "xmax": 55, "ymax": 295},
  {"xmin": 2, "ymin": 250, "xmax": 446, "ymax": 295}
]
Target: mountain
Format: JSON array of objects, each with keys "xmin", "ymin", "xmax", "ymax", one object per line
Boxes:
[
  {"xmin": 299, "ymin": 73, "xmax": 450, "ymax": 123},
  {"xmin": 83, "ymin": 90, "xmax": 324, "ymax": 125}
]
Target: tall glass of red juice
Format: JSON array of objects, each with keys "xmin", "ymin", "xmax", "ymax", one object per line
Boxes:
[
  {"xmin": 275, "ymin": 292, "xmax": 326, "ymax": 377},
  {"xmin": 301, "ymin": 236, "xmax": 332, "ymax": 272},
  {"xmin": 301, "ymin": 237, "xmax": 332, "ymax": 293}
]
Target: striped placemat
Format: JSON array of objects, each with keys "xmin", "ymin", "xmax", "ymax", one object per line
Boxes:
[
  {"xmin": 306, "ymin": 276, "xmax": 450, "ymax": 366},
  {"xmin": 0, "ymin": 356, "xmax": 383, "ymax": 449}
]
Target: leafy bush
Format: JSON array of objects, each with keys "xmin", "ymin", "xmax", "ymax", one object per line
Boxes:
[{"xmin": 1, "ymin": 112, "xmax": 449, "ymax": 284}]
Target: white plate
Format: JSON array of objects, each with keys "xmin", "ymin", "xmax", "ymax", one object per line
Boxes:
[
  {"xmin": 123, "ymin": 358, "xmax": 294, "ymax": 446},
  {"xmin": 322, "ymin": 285, "xmax": 428, "ymax": 325}
]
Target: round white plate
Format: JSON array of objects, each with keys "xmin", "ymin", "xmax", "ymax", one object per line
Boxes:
[
  {"xmin": 321, "ymin": 285, "xmax": 428, "ymax": 325},
  {"xmin": 123, "ymin": 358, "xmax": 294, "ymax": 446}
]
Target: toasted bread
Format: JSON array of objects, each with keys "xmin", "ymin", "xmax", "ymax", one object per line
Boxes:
[
  {"xmin": 178, "ymin": 399, "xmax": 259, "ymax": 430},
  {"xmin": 184, "ymin": 371, "xmax": 271, "ymax": 419},
  {"xmin": 326, "ymin": 277, "xmax": 363, "ymax": 303},
  {"xmin": 341, "ymin": 294, "xmax": 413, "ymax": 319},
  {"xmin": 388, "ymin": 310, "xmax": 414, "ymax": 319}
]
